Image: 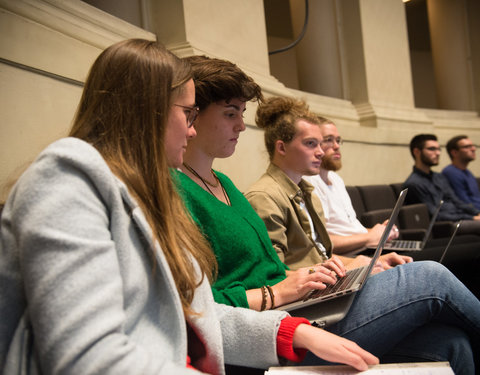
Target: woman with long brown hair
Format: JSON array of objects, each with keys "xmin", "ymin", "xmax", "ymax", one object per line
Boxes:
[{"xmin": 0, "ymin": 39, "xmax": 378, "ymax": 374}]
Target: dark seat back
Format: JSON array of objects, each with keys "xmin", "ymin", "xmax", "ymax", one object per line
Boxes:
[
  {"xmin": 345, "ymin": 185, "xmax": 365, "ymax": 219},
  {"xmin": 356, "ymin": 184, "xmax": 397, "ymax": 211},
  {"xmin": 389, "ymin": 183, "xmax": 404, "ymax": 198}
]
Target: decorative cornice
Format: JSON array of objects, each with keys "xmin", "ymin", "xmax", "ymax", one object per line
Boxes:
[
  {"xmin": 0, "ymin": 0, "xmax": 155, "ymax": 48},
  {"xmin": 355, "ymin": 102, "xmax": 432, "ymax": 128}
]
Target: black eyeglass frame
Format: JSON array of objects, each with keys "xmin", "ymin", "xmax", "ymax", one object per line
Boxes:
[
  {"xmin": 457, "ymin": 144, "xmax": 476, "ymax": 150},
  {"xmin": 423, "ymin": 146, "xmax": 442, "ymax": 152},
  {"xmin": 174, "ymin": 104, "xmax": 199, "ymax": 128}
]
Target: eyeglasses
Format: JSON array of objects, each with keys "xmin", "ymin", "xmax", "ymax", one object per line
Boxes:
[
  {"xmin": 321, "ymin": 136, "xmax": 343, "ymax": 149},
  {"xmin": 424, "ymin": 146, "xmax": 441, "ymax": 152},
  {"xmin": 458, "ymin": 144, "xmax": 476, "ymax": 150},
  {"xmin": 174, "ymin": 104, "xmax": 199, "ymax": 128}
]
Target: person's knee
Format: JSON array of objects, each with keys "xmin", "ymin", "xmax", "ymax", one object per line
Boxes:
[
  {"xmin": 408, "ymin": 260, "xmax": 454, "ymax": 284},
  {"xmin": 414, "ymin": 260, "xmax": 447, "ymax": 273}
]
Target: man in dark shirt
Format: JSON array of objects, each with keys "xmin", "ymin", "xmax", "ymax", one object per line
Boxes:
[
  {"xmin": 403, "ymin": 134, "xmax": 480, "ymax": 233},
  {"xmin": 442, "ymin": 135, "xmax": 480, "ymax": 210}
]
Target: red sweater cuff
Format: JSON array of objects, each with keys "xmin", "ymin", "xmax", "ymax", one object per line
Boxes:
[{"xmin": 277, "ymin": 317, "xmax": 310, "ymax": 362}]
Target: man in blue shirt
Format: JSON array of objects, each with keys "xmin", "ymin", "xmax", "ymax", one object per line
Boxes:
[
  {"xmin": 402, "ymin": 134, "xmax": 480, "ymax": 232},
  {"xmin": 442, "ymin": 135, "xmax": 480, "ymax": 210}
]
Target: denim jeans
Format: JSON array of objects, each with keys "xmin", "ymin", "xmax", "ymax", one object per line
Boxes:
[{"xmin": 303, "ymin": 261, "xmax": 480, "ymax": 374}]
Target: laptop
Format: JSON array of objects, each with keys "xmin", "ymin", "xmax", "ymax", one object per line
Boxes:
[
  {"xmin": 382, "ymin": 200, "xmax": 443, "ymax": 252},
  {"xmin": 275, "ymin": 188, "xmax": 408, "ymax": 327},
  {"xmin": 438, "ymin": 221, "xmax": 461, "ymax": 264}
]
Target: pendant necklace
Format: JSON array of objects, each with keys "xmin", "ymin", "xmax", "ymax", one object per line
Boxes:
[{"xmin": 183, "ymin": 162, "xmax": 231, "ymax": 205}]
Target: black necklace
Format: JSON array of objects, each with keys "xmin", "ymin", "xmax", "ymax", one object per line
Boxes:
[{"xmin": 183, "ymin": 163, "xmax": 231, "ymax": 206}]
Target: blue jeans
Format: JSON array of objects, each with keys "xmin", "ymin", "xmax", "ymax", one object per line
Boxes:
[{"xmin": 303, "ymin": 261, "xmax": 480, "ymax": 374}]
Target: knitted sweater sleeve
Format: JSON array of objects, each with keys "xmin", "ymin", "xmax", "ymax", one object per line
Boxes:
[{"xmin": 277, "ymin": 317, "xmax": 310, "ymax": 362}]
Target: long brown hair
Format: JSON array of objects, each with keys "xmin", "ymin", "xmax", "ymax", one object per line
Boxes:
[{"xmin": 70, "ymin": 39, "xmax": 216, "ymax": 317}]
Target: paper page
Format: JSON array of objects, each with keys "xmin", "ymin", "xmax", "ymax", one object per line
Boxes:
[{"xmin": 265, "ymin": 362, "xmax": 453, "ymax": 375}]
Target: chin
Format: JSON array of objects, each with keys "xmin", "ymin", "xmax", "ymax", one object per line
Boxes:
[
  {"xmin": 219, "ymin": 147, "xmax": 236, "ymax": 159},
  {"xmin": 168, "ymin": 157, "xmax": 182, "ymax": 169}
]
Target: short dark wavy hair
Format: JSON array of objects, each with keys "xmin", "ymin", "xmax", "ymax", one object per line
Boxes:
[
  {"xmin": 409, "ymin": 134, "xmax": 437, "ymax": 158},
  {"xmin": 184, "ymin": 55, "xmax": 263, "ymax": 110}
]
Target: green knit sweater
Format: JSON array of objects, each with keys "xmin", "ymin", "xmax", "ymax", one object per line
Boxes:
[{"xmin": 173, "ymin": 169, "xmax": 288, "ymax": 308}]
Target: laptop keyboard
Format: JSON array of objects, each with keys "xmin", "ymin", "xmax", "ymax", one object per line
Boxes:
[
  {"xmin": 389, "ymin": 240, "xmax": 419, "ymax": 249},
  {"xmin": 303, "ymin": 266, "xmax": 364, "ymax": 302}
]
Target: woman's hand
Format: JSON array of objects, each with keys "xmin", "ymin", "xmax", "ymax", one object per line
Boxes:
[
  {"xmin": 315, "ymin": 255, "xmax": 346, "ymax": 277},
  {"xmin": 273, "ymin": 265, "xmax": 338, "ymax": 307},
  {"xmin": 292, "ymin": 324, "xmax": 379, "ymax": 371}
]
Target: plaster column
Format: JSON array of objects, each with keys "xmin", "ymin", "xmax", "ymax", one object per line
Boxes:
[
  {"xmin": 427, "ymin": 0, "xmax": 474, "ymax": 110},
  {"xmin": 145, "ymin": 0, "xmax": 271, "ymax": 77},
  {"xmin": 290, "ymin": 0, "xmax": 344, "ymax": 99},
  {"xmin": 339, "ymin": 0, "xmax": 430, "ymax": 128}
]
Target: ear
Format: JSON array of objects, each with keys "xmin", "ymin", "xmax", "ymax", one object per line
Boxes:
[
  {"xmin": 412, "ymin": 147, "xmax": 421, "ymax": 159},
  {"xmin": 275, "ymin": 140, "xmax": 287, "ymax": 156}
]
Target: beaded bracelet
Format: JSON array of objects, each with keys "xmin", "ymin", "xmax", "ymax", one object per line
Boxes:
[
  {"xmin": 266, "ymin": 285, "xmax": 275, "ymax": 309},
  {"xmin": 260, "ymin": 286, "xmax": 268, "ymax": 311}
]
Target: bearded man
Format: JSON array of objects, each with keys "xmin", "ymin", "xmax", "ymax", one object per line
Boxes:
[
  {"xmin": 403, "ymin": 134, "xmax": 480, "ymax": 223},
  {"xmin": 304, "ymin": 119, "xmax": 396, "ymax": 255}
]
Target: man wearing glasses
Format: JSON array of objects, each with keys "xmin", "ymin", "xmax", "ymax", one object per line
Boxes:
[
  {"xmin": 306, "ymin": 129, "xmax": 480, "ymax": 296},
  {"xmin": 442, "ymin": 135, "xmax": 480, "ymax": 210},
  {"xmin": 303, "ymin": 119, "xmax": 398, "ymax": 256},
  {"xmin": 403, "ymin": 134, "xmax": 480, "ymax": 225}
]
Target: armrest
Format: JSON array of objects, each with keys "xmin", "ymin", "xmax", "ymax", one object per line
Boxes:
[{"xmin": 432, "ymin": 221, "xmax": 456, "ymax": 238}]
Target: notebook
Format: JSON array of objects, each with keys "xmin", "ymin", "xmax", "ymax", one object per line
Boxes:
[
  {"xmin": 275, "ymin": 188, "xmax": 408, "ymax": 328},
  {"xmin": 438, "ymin": 221, "xmax": 461, "ymax": 264},
  {"xmin": 382, "ymin": 200, "xmax": 443, "ymax": 251}
]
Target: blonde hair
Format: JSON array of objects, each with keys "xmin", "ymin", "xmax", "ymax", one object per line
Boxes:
[
  {"xmin": 256, "ymin": 96, "xmax": 320, "ymax": 160},
  {"xmin": 70, "ymin": 39, "xmax": 216, "ymax": 317}
]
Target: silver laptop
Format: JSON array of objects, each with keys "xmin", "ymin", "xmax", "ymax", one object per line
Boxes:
[
  {"xmin": 382, "ymin": 200, "xmax": 443, "ymax": 251},
  {"xmin": 438, "ymin": 221, "xmax": 461, "ymax": 264},
  {"xmin": 275, "ymin": 189, "xmax": 408, "ymax": 327}
]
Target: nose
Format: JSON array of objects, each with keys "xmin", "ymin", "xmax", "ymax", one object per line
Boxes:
[
  {"xmin": 187, "ymin": 124, "xmax": 197, "ymax": 139},
  {"xmin": 316, "ymin": 144, "xmax": 325, "ymax": 158},
  {"xmin": 235, "ymin": 118, "xmax": 246, "ymax": 133}
]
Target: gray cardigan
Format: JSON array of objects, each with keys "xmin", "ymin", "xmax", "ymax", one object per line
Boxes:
[{"xmin": 0, "ymin": 138, "xmax": 288, "ymax": 375}]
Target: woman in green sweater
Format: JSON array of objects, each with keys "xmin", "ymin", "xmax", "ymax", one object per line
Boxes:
[
  {"xmin": 173, "ymin": 55, "xmax": 342, "ymax": 311},
  {"xmin": 173, "ymin": 55, "xmax": 480, "ymax": 372}
]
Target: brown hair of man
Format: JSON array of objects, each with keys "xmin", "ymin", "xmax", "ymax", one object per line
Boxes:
[
  {"xmin": 446, "ymin": 135, "xmax": 469, "ymax": 160},
  {"xmin": 69, "ymin": 39, "xmax": 216, "ymax": 317},
  {"xmin": 255, "ymin": 96, "xmax": 320, "ymax": 160},
  {"xmin": 409, "ymin": 133, "xmax": 438, "ymax": 159}
]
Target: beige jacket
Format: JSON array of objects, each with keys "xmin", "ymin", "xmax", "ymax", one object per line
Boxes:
[{"xmin": 245, "ymin": 163, "xmax": 332, "ymax": 270}]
